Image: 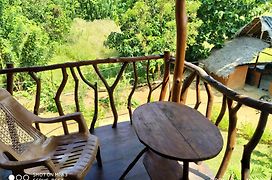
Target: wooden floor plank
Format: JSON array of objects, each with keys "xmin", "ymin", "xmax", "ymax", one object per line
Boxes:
[
  {"xmin": 85, "ymin": 121, "xmax": 215, "ymax": 180},
  {"xmin": 86, "ymin": 122, "xmax": 147, "ymax": 180}
]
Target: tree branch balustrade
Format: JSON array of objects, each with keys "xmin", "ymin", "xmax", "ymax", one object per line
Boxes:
[{"xmin": 0, "ymin": 53, "xmax": 270, "ymax": 179}]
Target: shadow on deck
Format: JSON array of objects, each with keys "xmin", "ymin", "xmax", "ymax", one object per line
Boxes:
[{"xmin": 86, "ymin": 121, "xmax": 214, "ymax": 180}]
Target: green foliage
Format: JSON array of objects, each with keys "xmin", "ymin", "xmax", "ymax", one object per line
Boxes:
[
  {"xmin": 252, "ymin": 1, "xmax": 272, "ymax": 15},
  {"xmin": 0, "ymin": 0, "xmax": 82, "ymax": 90},
  {"xmin": 186, "ymin": 0, "xmax": 271, "ymax": 61},
  {"xmin": 20, "ymin": 0, "xmax": 76, "ymax": 41},
  {"xmin": 131, "ymin": 98, "xmax": 140, "ymax": 108},
  {"xmin": 76, "ymin": 0, "xmax": 116, "ymax": 21},
  {"xmin": 40, "ymin": 83, "xmax": 58, "ymax": 113},
  {"xmin": 99, "ymin": 97, "xmax": 110, "ymax": 108},
  {"xmin": 0, "ymin": 0, "xmax": 83, "ymax": 69},
  {"xmin": 1, "ymin": 0, "xmax": 271, "ymax": 70},
  {"xmin": 20, "ymin": 26, "xmax": 50, "ymax": 67},
  {"xmin": 105, "ymin": 0, "xmax": 201, "ymax": 81},
  {"xmin": 113, "ymin": 0, "xmax": 137, "ymax": 22},
  {"xmin": 105, "ymin": 0, "xmax": 271, "ymax": 62},
  {"xmin": 0, "ymin": 2, "xmax": 55, "ymax": 67},
  {"xmin": 105, "ymin": 0, "xmax": 202, "ymax": 57}
]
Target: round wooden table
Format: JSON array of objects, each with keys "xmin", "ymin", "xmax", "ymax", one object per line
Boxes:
[{"xmin": 121, "ymin": 101, "xmax": 223, "ymax": 180}]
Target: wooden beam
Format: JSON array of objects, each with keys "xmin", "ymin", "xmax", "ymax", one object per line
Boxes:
[{"xmin": 171, "ymin": 0, "xmax": 187, "ymax": 102}]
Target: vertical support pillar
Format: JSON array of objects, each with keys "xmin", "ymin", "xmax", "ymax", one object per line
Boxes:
[{"xmin": 171, "ymin": 0, "xmax": 187, "ymax": 102}]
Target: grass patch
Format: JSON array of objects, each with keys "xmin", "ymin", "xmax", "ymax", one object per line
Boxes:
[
  {"xmin": 211, "ymin": 104, "xmax": 229, "ymax": 131},
  {"xmin": 209, "ymin": 105, "xmax": 271, "ymax": 179},
  {"xmin": 206, "ymin": 132, "xmax": 272, "ymax": 180},
  {"xmin": 251, "ymin": 48, "xmax": 272, "ymax": 63},
  {"xmin": 239, "ymin": 122, "xmax": 272, "ymax": 144},
  {"xmin": 211, "ymin": 104, "xmax": 272, "ymax": 144},
  {"xmin": 50, "ymin": 18, "xmax": 120, "ymax": 64}
]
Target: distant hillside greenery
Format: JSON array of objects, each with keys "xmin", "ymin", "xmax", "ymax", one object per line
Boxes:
[{"xmin": 0, "ymin": 0, "xmax": 271, "ymax": 68}]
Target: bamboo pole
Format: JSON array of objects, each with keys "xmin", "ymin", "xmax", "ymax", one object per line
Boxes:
[{"xmin": 171, "ymin": 0, "xmax": 187, "ymax": 102}]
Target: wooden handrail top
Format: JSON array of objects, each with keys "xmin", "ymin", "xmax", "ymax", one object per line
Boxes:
[
  {"xmin": 176, "ymin": 59, "xmax": 272, "ymax": 113},
  {"xmin": 0, "ymin": 55, "xmax": 162, "ymax": 74}
]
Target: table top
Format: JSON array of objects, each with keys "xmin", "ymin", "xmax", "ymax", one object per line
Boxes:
[{"xmin": 132, "ymin": 101, "xmax": 223, "ymax": 161}]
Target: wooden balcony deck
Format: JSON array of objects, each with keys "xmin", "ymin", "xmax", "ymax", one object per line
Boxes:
[
  {"xmin": 1, "ymin": 55, "xmax": 270, "ymax": 179},
  {"xmin": 86, "ymin": 121, "xmax": 214, "ymax": 180}
]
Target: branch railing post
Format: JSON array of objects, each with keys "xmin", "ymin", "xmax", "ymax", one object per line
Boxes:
[
  {"xmin": 241, "ymin": 111, "xmax": 269, "ymax": 180},
  {"xmin": 160, "ymin": 51, "xmax": 170, "ymax": 101},
  {"xmin": 204, "ymin": 82, "xmax": 214, "ymax": 120},
  {"xmin": 6, "ymin": 63, "xmax": 14, "ymax": 95},
  {"xmin": 216, "ymin": 99, "xmax": 242, "ymax": 178},
  {"xmin": 180, "ymin": 71, "xmax": 196, "ymax": 103},
  {"xmin": 127, "ymin": 62, "xmax": 138, "ymax": 124}
]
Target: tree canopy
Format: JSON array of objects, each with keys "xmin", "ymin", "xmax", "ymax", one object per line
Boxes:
[
  {"xmin": 106, "ymin": 0, "xmax": 271, "ymax": 61},
  {"xmin": 0, "ymin": 0, "xmax": 271, "ymax": 68},
  {"xmin": 0, "ymin": 0, "xmax": 74, "ymax": 67},
  {"xmin": 105, "ymin": 0, "xmax": 202, "ymax": 57}
]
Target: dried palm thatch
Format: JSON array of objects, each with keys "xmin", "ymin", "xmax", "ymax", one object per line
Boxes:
[
  {"xmin": 203, "ymin": 37, "xmax": 269, "ymax": 77},
  {"xmin": 236, "ymin": 16, "xmax": 272, "ymax": 44},
  {"xmin": 203, "ymin": 16, "xmax": 272, "ymax": 78}
]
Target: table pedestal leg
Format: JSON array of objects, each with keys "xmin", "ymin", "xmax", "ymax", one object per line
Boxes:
[
  {"xmin": 119, "ymin": 147, "xmax": 148, "ymax": 179},
  {"xmin": 182, "ymin": 161, "xmax": 189, "ymax": 180}
]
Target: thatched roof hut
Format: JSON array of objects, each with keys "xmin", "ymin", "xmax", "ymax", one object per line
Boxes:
[
  {"xmin": 202, "ymin": 16, "xmax": 272, "ymax": 89},
  {"xmin": 236, "ymin": 16, "xmax": 272, "ymax": 44},
  {"xmin": 203, "ymin": 37, "xmax": 270, "ymax": 78}
]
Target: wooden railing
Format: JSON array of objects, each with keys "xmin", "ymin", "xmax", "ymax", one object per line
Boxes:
[
  {"xmin": 0, "ymin": 52, "xmax": 270, "ymax": 179},
  {"xmin": 176, "ymin": 59, "xmax": 271, "ymax": 180},
  {"xmin": 0, "ymin": 53, "xmax": 169, "ymax": 133}
]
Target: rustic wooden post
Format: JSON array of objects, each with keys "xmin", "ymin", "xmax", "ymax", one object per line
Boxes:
[
  {"xmin": 216, "ymin": 98, "xmax": 242, "ymax": 178},
  {"xmin": 29, "ymin": 72, "xmax": 41, "ymax": 115},
  {"xmin": 77, "ymin": 67, "xmax": 98, "ymax": 133},
  {"xmin": 146, "ymin": 60, "xmax": 152, "ymax": 102},
  {"xmin": 93, "ymin": 63, "xmax": 128, "ymax": 128},
  {"xmin": 241, "ymin": 111, "xmax": 269, "ymax": 180},
  {"xmin": 128, "ymin": 62, "xmax": 138, "ymax": 124},
  {"xmin": 194, "ymin": 75, "xmax": 201, "ymax": 110},
  {"xmin": 215, "ymin": 95, "xmax": 227, "ymax": 126},
  {"xmin": 204, "ymin": 82, "xmax": 214, "ymax": 120},
  {"xmin": 29, "ymin": 72, "xmax": 41, "ymax": 130},
  {"xmin": 159, "ymin": 51, "xmax": 170, "ymax": 101},
  {"xmin": 54, "ymin": 67, "xmax": 69, "ymax": 135},
  {"xmin": 70, "ymin": 67, "xmax": 80, "ymax": 112},
  {"xmin": 180, "ymin": 71, "xmax": 197, "ymax": 103},
  {"xmin": 171, "ymin": 0, "xmax": 187, "ymax": 102},
  {"xmin": 6, "ymin": 63, "xmax": 14, "ymax": 95}
]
